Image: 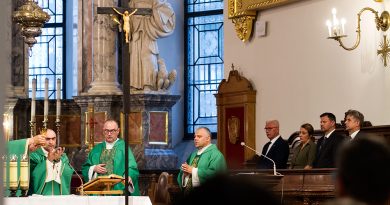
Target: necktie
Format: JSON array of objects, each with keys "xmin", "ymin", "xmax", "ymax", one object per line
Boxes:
[
  {"xmin": 319, "ymin": 136, "xmax": 327, "ymax": 151},
  {"xmin": 184, "ymin": 155, "xmax": 200, "ymax": 194},
  {"xmin": 264, "ymin": 141, "xmax": 271, "ymax": 155}
]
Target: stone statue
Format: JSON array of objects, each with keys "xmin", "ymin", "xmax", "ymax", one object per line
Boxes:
[{"xmin": 128, "ymin": 0, "xmax": 176, "ymax": 92}]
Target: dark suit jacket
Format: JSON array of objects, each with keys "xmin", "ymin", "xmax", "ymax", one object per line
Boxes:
[
  {"xmin": 353, "ymin": 130, "xmax": 368, "ymax": 140},
  {"xmin": 257, "ymin": 136, "xmax": 290, "ymax": 169},
  {"xmin": 314, "ymin": 131, "xmax": 346, "ymax": 168}
]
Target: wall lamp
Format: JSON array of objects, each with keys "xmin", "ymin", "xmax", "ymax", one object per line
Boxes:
[{"xmin": 326, "ymin": 0, "xmax": 390, "ymax": 66}]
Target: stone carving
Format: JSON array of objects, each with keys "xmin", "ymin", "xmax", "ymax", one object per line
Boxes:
[{"xmin": 128, "ymin": 0, "xmax": 176, "ymax": 93}]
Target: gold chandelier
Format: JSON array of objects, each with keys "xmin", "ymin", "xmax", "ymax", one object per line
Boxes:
[{"xmin": 13, "ymin": 0, "xmax": 50, "ymax": 48}]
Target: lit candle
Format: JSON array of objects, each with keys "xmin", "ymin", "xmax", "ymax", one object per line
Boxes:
[
  {"xmin": 326, "ymin": 20, "xmax": 332, "ymax": 37},
  {"xmin": 56, "ymin": 78, "xmax": 61, "ymax": 120},
  {"xmin": 31, "ymin": 78, "xmax": 36, "ymax": 122},
  {"xmin": 332, "ymin": 8, "xmax": 337, "ymax": 26},
  {"xmin": 341, "ymin": 18, "xmax": 346, "ymax": 35},
  {"xmin": 44, "ymin": 78, "xmax": 49, "ymax": 122}
]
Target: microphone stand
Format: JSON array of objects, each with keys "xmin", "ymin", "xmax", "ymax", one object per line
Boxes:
[
  {"xmin": 241, "ymin": 142, "xmax": 277, "ymax": 176},
  {"xmin": 68, "ymin": 161, "xmax": 85, "ymax": 196}
]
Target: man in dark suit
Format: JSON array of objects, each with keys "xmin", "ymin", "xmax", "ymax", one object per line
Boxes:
[
  {"xmin": 344, "ymin": 109, "xmax": 366, "ymax": 140},
  {"xmin": 314, "ymin": 112, "xmax": 346, "ymax": 168},
  {"xmin": 257, "ymin": 120, "xmax": 289, "ymax": 169}
]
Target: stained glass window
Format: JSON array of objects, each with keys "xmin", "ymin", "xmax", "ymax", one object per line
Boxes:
[
  {"xmin": 28, "ymin": 0, "xmax": 64, "ymax": 99},
  {"xmin": 186, "ymin": 0, "xmax": 224, "ymax": 136}
]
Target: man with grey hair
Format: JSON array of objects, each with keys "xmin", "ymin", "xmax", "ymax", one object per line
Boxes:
[
  {"xmin": 257, "ymin": 120, "xmax": 289, "ymax": 169},
  {"xmin": 177, "ymin": 127, "xmax": 226, "ymax": 194},
  {"xmin": 344, "ymin": 109, "xmax": 366, "ymax": 140}
]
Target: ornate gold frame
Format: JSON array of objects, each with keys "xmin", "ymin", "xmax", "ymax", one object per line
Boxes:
[
  {"xmin": 120, "ymin": 112, "xmax": 143, "ymax": 144},
  {"xmin": 84, "ymin": 111, "xmax": 107, "ymax": 146},
  {"xmin": 228, "ymin": 0, "xmax": 304, "ymax": 42}
]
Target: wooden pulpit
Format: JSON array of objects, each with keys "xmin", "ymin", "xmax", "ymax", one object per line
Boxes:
[
  {"xmin": 77, "ymin": 174, "xmax": 125, "ymax": 195},
  {"xmin": 214, "ymin": 67, "xmax": 256, "ymax": 169}
]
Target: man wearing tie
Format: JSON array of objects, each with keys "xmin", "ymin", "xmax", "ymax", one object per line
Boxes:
[
  {"xmin": 314, "ymin": 112, "xmax": 346, "ymax": 168},
  {"xmin": 344, "ymin": 109, "xmax": 366, "ymax": 140},
  {"xmin": 257, "ymin": 120, "xmax": 289, "ymax": 169}
]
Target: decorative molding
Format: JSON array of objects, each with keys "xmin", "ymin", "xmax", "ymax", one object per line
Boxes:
[{"xmin": 228, "ymin": 0, "xmax": 305, "ymax": 42}]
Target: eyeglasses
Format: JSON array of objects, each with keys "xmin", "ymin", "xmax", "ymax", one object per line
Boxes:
[
  {"xmin": 104, "ymin": 129, "xmax": 118, "ymax": 134},
  {"xmin": 264, "ymin": 127, "xmax": 277, "ymax": 130}
]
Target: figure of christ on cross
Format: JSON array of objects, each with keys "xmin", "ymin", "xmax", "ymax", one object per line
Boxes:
[{"xmin": 98, "ymin": 0, "xmax": 176, "ymax": 91}]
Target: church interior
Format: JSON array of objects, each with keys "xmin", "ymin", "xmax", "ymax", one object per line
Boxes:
[{"xmin": 1, "ymin": 0, "xmax": 390, "ymax": 204}]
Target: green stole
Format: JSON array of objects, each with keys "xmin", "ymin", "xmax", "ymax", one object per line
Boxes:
[
  {"xmin": 184, "ymin": 154, "xmax": 201, "ymax": 194},
  {"xmin": 98, "ymin": 148, "xmax": 116, "ymax": 176}
]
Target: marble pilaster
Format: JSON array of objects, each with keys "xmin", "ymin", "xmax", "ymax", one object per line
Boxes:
[{"xmin": 87, "ymin": 0, "xmax": 122, "ymax": 95}]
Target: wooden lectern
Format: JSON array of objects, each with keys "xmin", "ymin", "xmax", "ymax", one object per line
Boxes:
[{"xmin": 77, "ymin": 174, "xmax": 125, "ymax": 195}]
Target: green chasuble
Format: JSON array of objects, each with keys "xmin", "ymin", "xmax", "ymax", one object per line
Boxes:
[
  {"xmin": 177, "ymin": 144, "xmax": 227, "ymax": 190},
  {"xmin": 5, "ymin": 139, "xmax": 29, "ymax": 196},
  {"xmin": 81, "ymin": 139, "xmax": 140, "ymax": 196},
  {"xmin": 28, "ymin": 148, "xmax": 74, "ymax": 195}
]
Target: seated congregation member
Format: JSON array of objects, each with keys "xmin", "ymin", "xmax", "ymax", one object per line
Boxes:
[
  {"xmin": 81, "ymin": 119, "xmax": 140, "ymax": 195},
  {"xmin": 290, "ymin": 123, "xmax": 317, "ymax": 169},
  {"xmin": 314, "ymin": 112, "xmax": 346, "ymax": 168},
  {"xmin": 326, "ymin": 136, "xmax": 390, "ymax": 205},
  {"xmin": 344, "ymin": 109, "xmax": 366, "ymax": 140},
  {"xmin": 177, "ymin": 127, "xmax": 226, "ymax": 194},
  {"xmin": 29, "ymin": 129, "xmax": 74, "ymax": 195},
  {"xmin": 257, "ymin": 120, "xmax": 289, "ymax": 169},
  {"xmin": 5, "ymin": 134, "xmax": 45, "ymax": 196}
]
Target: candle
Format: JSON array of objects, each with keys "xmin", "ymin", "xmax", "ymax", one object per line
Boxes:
[
  {"xmin": 31, "ymin": 79, "xmax": 36, "ymax": 122},
  {"xmin": 44, "ymin": 78, "xmax": 49, "ymax": 121},
  {"xmin": 20, "ymin": 155, "xmax": 29, "ymax": 189},
  {"xmin": 2, "ymin": 156, "xmax": 6, "ymax": 189},
  {"xmin": 9, "ymin": 156, "xmax": 18, "ymax": 190},
  {"xmin": 341, "ymin": 18, "xmax": 346, "ymax": 35},
  {"xmin": 56, "ymin": 78, "xmax": 61, "ymax": 120},
  {"xmin": 326, "ymin": 20, "xmax": 332, "ymax": 37}
]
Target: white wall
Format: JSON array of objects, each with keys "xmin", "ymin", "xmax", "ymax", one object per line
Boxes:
[
  {"xmin": 158, "ymin": 0, "xmax": 184, "ymax": 147},
  {"xmin": 224, "ymin": 0, "xmax": 390, "ymax": 152}
]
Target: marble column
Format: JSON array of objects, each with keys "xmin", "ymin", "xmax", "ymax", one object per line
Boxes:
[{"xmin": 87, "ymin": 0, "xmax": 122, "ymax": 95}]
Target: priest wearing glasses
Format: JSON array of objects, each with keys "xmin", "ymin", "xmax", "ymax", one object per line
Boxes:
[{"xmin": 81, "ymin": 119, "xmax": 140, "ymax": 195}]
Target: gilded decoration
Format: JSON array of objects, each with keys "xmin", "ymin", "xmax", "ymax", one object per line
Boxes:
[
  {"xmin": 228, "ymin": 0, "xmax": 304, "ymax": 42},
  {"xmin": 228, "ymin": 116, "xmax": 240, "ymax": 144}
]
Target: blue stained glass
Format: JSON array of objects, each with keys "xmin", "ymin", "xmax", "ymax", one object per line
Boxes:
[
  {"xmin": 29, "ymin": 1, "xmax": 64, "ymax": 100},
  {"xmin": 187, "ymin": 0, "xmax": 223, "ymax": 13}
]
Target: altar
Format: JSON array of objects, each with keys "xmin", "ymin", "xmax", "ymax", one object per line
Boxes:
[{"xmin": 4, "ymin": 195, "xmax": 152, "ymax": 205}]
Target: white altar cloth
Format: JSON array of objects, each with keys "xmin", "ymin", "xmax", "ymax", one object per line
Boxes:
[{"xmin": 4, "ymin": 195, "xmax": 152, "ymax": 205}]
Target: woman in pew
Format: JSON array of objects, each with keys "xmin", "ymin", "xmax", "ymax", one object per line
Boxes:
[{"xmin": 290, "ymin": 123, "xmax": 317, "ymax": 169}]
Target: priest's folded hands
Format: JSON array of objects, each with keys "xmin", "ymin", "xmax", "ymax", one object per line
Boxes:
[{"xmin": 181, "ymin": 162, "xmax": 193, "ymax": 174}]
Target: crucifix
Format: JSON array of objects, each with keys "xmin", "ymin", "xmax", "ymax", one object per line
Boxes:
[{"xmin": 97, "ymin": 0, "xmax": 152, "ymax": 203}]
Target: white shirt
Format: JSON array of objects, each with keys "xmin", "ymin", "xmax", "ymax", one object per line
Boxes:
[
  {"xmin": 325, "ymin": 129, "xmax": 336, "ymax": 139},
  {"xmin": 266, "ymin": 135, "xmax": 281, "ymax": 155},
  {"xmin": 182, "ymin": 143, "xmax": 212, "ymax": 188},
  {"xmin": 41, "ymin": 147, "xmax": 62, "ymax": 184},
  {"xmin": 350, "ymin": 130, "xmax": 360, "ymax": 140}
]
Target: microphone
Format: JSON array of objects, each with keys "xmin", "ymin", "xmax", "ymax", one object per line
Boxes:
[
  {"xmin": 240, "ymin": 142, "xmax": 277, "ymax": 175},
  {"xmin": 67, "ymin": 161, "xmax": 85, "ymax": 196}
]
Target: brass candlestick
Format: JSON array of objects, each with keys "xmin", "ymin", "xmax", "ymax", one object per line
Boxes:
[{"xmin": 8, "ymin": 155, "xmax": 18, "ymax": 197}]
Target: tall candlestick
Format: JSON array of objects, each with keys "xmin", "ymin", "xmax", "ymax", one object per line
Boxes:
[
  {"xmin": 9, "ymin": 155, "xmax": 18, "ymax": 190},
  {"xmin": 19, "ymin": 155, "xmax": 29, "ymax": 190},
  {"xmin": 44, "ymin": 78, "xmax": 49, "ymax": 122},
  {"xmin": 56, "ymin": 78, "xmax": 61, "ymax": 120},
  {"xmin": 31, "ymin": 79, "xmax": 36, "ymax": 122}
]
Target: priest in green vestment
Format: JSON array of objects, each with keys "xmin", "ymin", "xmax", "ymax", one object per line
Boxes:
[
  {"xmin": 28, "ymin": 129, "xmax": 74, "ymax": 195},
  {"xmin": 178, "ymin": 127, "xmax": 227, "ymax": 193},
  {"xmin": 5, "ymin": 134, "xmax": 46, "ymax": 196},
  {"xmin": 81, "ymin": 119, "xmax": 140, "ymax": 195}
]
